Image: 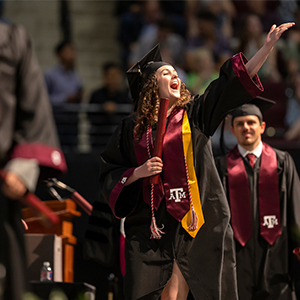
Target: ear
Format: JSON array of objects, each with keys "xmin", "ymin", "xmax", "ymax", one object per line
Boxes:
[{"xmin": 260, "ymin": 121, "xmax": 266, "ymax": 134}]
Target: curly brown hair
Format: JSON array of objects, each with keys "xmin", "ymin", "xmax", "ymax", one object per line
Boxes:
[{"xmin": 134, "ymin": 73, "xmax": 192, "ymax": 140}]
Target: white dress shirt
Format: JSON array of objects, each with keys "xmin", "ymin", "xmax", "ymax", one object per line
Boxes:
[{"xmin": 237, "ymin": 141, "xmax": 263, "ymax": 163}]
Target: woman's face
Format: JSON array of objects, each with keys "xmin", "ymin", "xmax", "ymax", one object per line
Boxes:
[
  {"xmin": 246, "ymin": 15, "xmax": 262, "ymax": 38},
  {"xmin": 156, "ymin": 65, "xmax": 181, "ymax": 103}
]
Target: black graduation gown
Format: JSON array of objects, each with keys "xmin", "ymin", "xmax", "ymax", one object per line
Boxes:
[
  {"xmin": 215, "ymin": 147, "xmax": 300, "ymax": 300},
  {"xmin": 85, "ymin": 53, "xmax": 264, "ymax": 300},
  {"xmin": 0, "ymin": 22, "xmax": 67, "ymax": 300}
]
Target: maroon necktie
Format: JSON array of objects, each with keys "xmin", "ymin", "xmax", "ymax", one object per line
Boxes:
[{"xmin": 246, "ymin": 153, "xmax": 256, "ymax": 168}]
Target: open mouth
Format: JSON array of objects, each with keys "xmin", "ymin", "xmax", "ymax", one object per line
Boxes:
[{"xmin": 170, "ymin": 82, "xmax": 179, "ymax": 91}]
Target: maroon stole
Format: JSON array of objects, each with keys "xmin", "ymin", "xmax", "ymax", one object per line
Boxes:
[
  {"xmin": 226, "ymin": 143, "xmax": 281, "ymax": 246},
  {"xmin": 134, "ymin": 108, "xmax": 190, "ymax": 222}
]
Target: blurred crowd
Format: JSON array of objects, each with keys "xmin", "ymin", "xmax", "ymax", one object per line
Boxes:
[
  {"xmin": 113, "ymin": 0, "xmax": 300, "ymax": 146},
  {"xmin": 35, "ymin": 0, "xmax": 300, "ymax": 151}
]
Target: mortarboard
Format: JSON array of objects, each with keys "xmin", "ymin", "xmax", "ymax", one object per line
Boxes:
[
  {"xmin": 230, "ymin": 96, "xmax": 276, "ymax": 124},
  {"xmin": 126, "ymin": 44, "xmax": 170, "ymax": 105}
]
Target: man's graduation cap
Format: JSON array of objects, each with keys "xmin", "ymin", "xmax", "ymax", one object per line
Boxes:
[
  {"xmin": 230, "ymin": 96, "xmax": 276, "ymax": 124},
  {"xmin": 126, "ymin": 44, "xmax": 170, "ymax": 105}
]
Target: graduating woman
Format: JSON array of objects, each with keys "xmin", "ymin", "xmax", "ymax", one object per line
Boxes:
[{"xmin": 86, "ymin": 23, "xmax": 294, "ymax": 300}]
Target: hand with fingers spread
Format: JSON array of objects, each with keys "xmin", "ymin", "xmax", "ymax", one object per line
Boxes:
[
  {"xmin": 265, "ymin": 22, "xmax": 295, "ymax": 50},
  {"xmin": 246, "ymin": 22, "xmax": 295, "ymax": 78},
  {"xmin": 2, "ymin": 172, "xmax": 27, "ymax": 200}
]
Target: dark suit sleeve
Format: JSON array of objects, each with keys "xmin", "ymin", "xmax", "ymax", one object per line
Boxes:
[{"xmin": 10, "ymin": 24, "xmax": 67, "ymax": 178}]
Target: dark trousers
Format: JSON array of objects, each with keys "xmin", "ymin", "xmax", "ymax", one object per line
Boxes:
[{"xmin": 0, "ymin": 193, "xmax": 28, "ymax": 300}]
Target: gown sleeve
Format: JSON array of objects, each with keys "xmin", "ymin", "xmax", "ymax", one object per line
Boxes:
[
  {"xmin": 7, "ymin": 24, "xmax": 67, "ymax": 179},
  {"xmin": 84, "ymin": 119, "xmax": 138, "ymax": 268},
  {"xmin": 283, "ymin": 152, "xmax": 300, "ymax": 295},
  {"xmin": 186, "ymin": 52, "xmax": 264, "ymax": 137},
  {"xmin": 285, "ymin": 152, "xmax": 300, "ymax": 249},
  {"xmin": 98, "ymin": 118, "xmax": 141, "ymax": 219}
]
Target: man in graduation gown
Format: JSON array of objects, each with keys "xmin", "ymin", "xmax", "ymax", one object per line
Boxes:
[
  {"xmin": 215, "ymin": 98, "xmax": 300, "ymax": 300},
  {"xmin": 0, "ymin": 21, "xmax": 67, "ymax": 300},
  {"xmin": 85, "ymin": 23, "xmax": 294, "ymax": 300}
]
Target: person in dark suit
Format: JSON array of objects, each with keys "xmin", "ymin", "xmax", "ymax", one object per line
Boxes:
[
  {"xmin": 0, "ymin": 20, "xmax": 67, "ymax": 300},
  {"xmin": 215, "ymin": 97, "xmax": 300, "ymax": 300}
]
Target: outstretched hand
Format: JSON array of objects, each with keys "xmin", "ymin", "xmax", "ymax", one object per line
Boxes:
[
  {"xmin": 265, "ymin": 22, "xmax": 295, "ymax": 50},
  {"xmin": 246, "ymin": 22, "xmax": 295, "ymax": 78}
]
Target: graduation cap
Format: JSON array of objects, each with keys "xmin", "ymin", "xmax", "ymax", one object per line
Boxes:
[
  {"xmin": 230, "ymin": 96, "xmax": 276, "ymax": 125},
  {"xmin": 126, "ymin": 44, "xmax": 170, "ymax": 105}
]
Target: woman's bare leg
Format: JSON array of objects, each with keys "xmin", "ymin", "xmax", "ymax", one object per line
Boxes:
[{"xmin": 161, "ymin": 261, "xmax": 189, "ymax": 300}]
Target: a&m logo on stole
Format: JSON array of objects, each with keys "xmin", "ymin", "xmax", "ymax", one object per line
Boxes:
[
  {"xmin": 262, "ymin": 215, "xmax": 279, "ymax": 229},
  {"xmin": 169, "ymin": 188, "xmax": 186, "ymax": 202}
]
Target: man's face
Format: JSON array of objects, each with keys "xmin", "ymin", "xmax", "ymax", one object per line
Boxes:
[
  {"xmin": 156, "ymin": 65, "xmax": 181, "ymax": 104},
  {"xmin": 104, "ymin": 67, "xmax": 123, "ymax": 92},
  {"xmin": 231, "ymin": 115, "xmax": 266, "ymax": 150},
  {"xmin": 58, "ymin": 44, "xmax": 76, "ymax": 68}
]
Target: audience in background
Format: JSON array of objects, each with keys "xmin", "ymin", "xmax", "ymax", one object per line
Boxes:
[
  {"xmin": 186, "ymin": 9, "xmax": 232, "ymax": 70},
  {"xmin": 115, "ymin": 0, "xmax": 300, "ymax": 147},
  {"xmin": 284, "ymin": 21, "xmax": 300, "ymax": 81},
  {"xmin": 41, "ymin": 0, "xmax": 300, "ymax": 149},
  {"xmin": 88, "ymin": 62, "xmax": 132, "ymax": 151},
  {"xmin": 44, "ymin": 40, "xmax": 83, "ymax": 105},
  {"xmin": 187, "ymin": 0, "xmax": 236, "ymax": 41},
  {"xmin": 285, "ymin": 72, "xmax": 300, "ymax": 140},
  {"xmin": 186, "ymin": 47, "xmax": 218, "ymax": 95},
  {"xmin": 26, "ymin": 0, "xmax": 300, "ymax": 151},
  {"xmin": 276, "ymin": 0, "xmax": 298, "ymax": 24},
  {"xmin": 121, "ymin": 0, "xmax": 163, "ymax": 70},
  {"xmin": 128, "ymin": 17, "xmax": 186, "ymax": 71},
  {"xmin": 89, "ymin": 62, "xmax": 131, "ymax": 114},
  {"xmin": 44, "ymin": 40, "xmax": 83, "ymax": 150},
  {"xmin": 232, "ymin": 0, "xmax": 280, "ymax": 34},
  {"xmin": 235, "ymin": 13, "xmax": 283, "ymax": 82},
  {"xmin": 116, "ymin": 0, "xmax": 145, "ymax": 71},
  {"xmin": 159, "ymin": 0, "xmax": 187, "ymax": 38}
]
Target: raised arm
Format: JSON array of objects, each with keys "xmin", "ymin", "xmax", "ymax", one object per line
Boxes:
[{"xmin": 246, "ymin": 22, "xmax": 295, "ymax": 78}]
